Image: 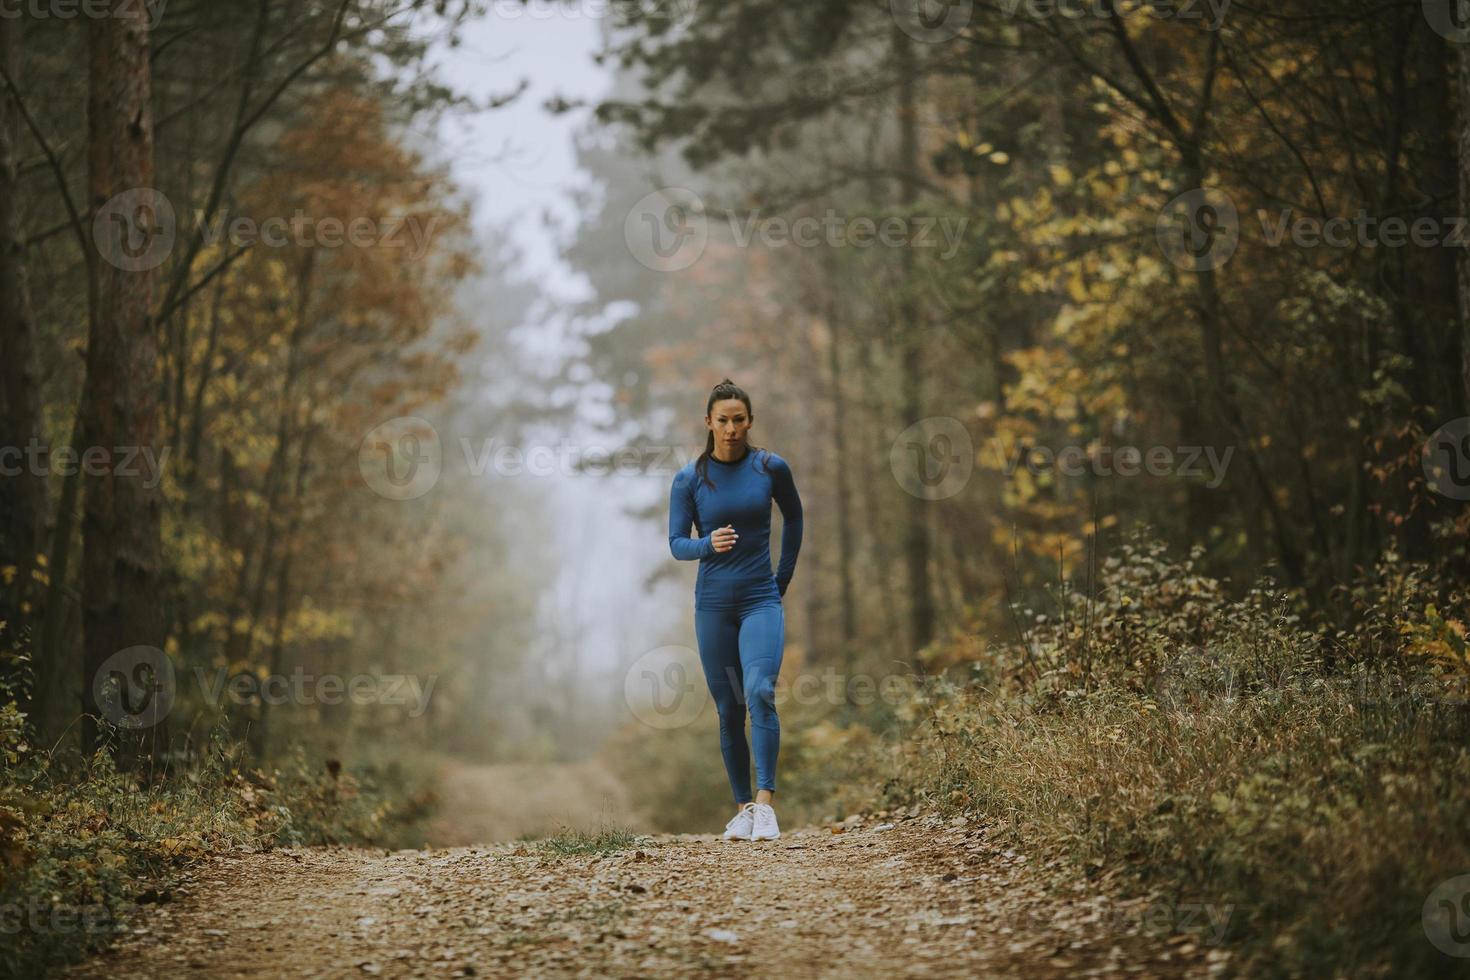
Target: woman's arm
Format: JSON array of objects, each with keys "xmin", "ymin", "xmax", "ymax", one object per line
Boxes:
[
  {"xmin": 770, "ymin": 454, "xmax": 803, "ymax": 595},
  {"xmin": 668, "ymin": 469, "xmax": 713, "ymax": 560}
]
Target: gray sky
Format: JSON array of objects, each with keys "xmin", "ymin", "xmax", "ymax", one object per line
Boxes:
[
  {"xmin": 425, "ymin": 9, "xmax": 692, "ymax": 685},
  {"xmin": 426, "ymin": 7, "xmax": 604, "ymax": 299}
]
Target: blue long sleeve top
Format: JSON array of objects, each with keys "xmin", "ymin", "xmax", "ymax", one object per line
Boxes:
[{"xmin": 668, "ymin": 446, "xmax": 803, "ymax": 610}]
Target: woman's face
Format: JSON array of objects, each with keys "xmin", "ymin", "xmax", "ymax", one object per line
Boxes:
[{"xmin": 706, "ymin": 397, "xmax": 752, "ymax": 452}]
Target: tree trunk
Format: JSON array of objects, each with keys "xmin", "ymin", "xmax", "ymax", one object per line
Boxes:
[
  {"xmin": 894, "ymin": 26, "xmax": 933, "ymax": 661},
  {"xmin": 80, "ymin": 0, "xmax": 165, "ymax": 763},
  {"xmin": 1458, "ymin": 34, "xmax": 1470, "ymax": 415},
  {"xmin": 0, "ymin": 15, "xmax": 50, "ymax": 714},
  {"xmin": 251, "ymin": 421, "xmax": 317, "ymax": 761},
  {"xmin": 823, "ymin": 255, "xmax": 857, "ymax": 691},
  {"xmin": 37, "ymin": 413, "xmax": 84, "ymax": 748}
]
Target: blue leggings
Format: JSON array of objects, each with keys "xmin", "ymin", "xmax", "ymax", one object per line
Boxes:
[{"xmin": 694, "ymin": 596, "xmax": 785, "ymax": 804}]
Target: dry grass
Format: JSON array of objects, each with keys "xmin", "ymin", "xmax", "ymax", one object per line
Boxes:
[{"xmin": 858, "ymin": 542, "xmax": 1470, "ymax": 977}]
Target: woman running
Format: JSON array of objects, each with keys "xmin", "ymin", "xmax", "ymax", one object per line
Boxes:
[{"xmin": 667, "ymin": 379, "xmax": 803, "ymax": 842}]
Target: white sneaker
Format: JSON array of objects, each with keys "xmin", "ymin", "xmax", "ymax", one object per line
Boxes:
[
  {"xmin": 750, "ymin": 802, "xmax": 780, "ymax": 841},
  {"xmin": 723, "ymin": 802, "xmax": 756, "ymax": 840}
]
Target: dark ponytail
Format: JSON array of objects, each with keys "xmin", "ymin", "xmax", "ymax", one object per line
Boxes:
[{"xmin": 695, "ymin": 377, "xmax": 772, "ymax": 490}]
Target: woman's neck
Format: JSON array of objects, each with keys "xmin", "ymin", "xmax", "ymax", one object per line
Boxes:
[{"xmin": 710, "ymin": 443, "xmax": 750, "ymax": 464}]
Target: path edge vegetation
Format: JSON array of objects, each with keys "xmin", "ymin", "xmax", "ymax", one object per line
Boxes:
[
  {"xmin": 0, "ymin": 663, "xmax": 439, "ymax": 980},
  {"xmin": 756, "ymin": 531, "xmax": 1469, "ymax": 979}
]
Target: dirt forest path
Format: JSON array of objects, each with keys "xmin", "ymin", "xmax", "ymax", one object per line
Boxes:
[
  {"xmin": 419, "ymin": 759, "xmax": 643, "ymax": 847},
  {"xmin": 65, "ymin": 762, "xmax": 1228, "ymax": 979}
]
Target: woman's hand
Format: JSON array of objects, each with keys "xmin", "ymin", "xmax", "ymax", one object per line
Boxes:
[{"xmin": 710, "ymin": 524, "xmax": 738, "ymax": 553}]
